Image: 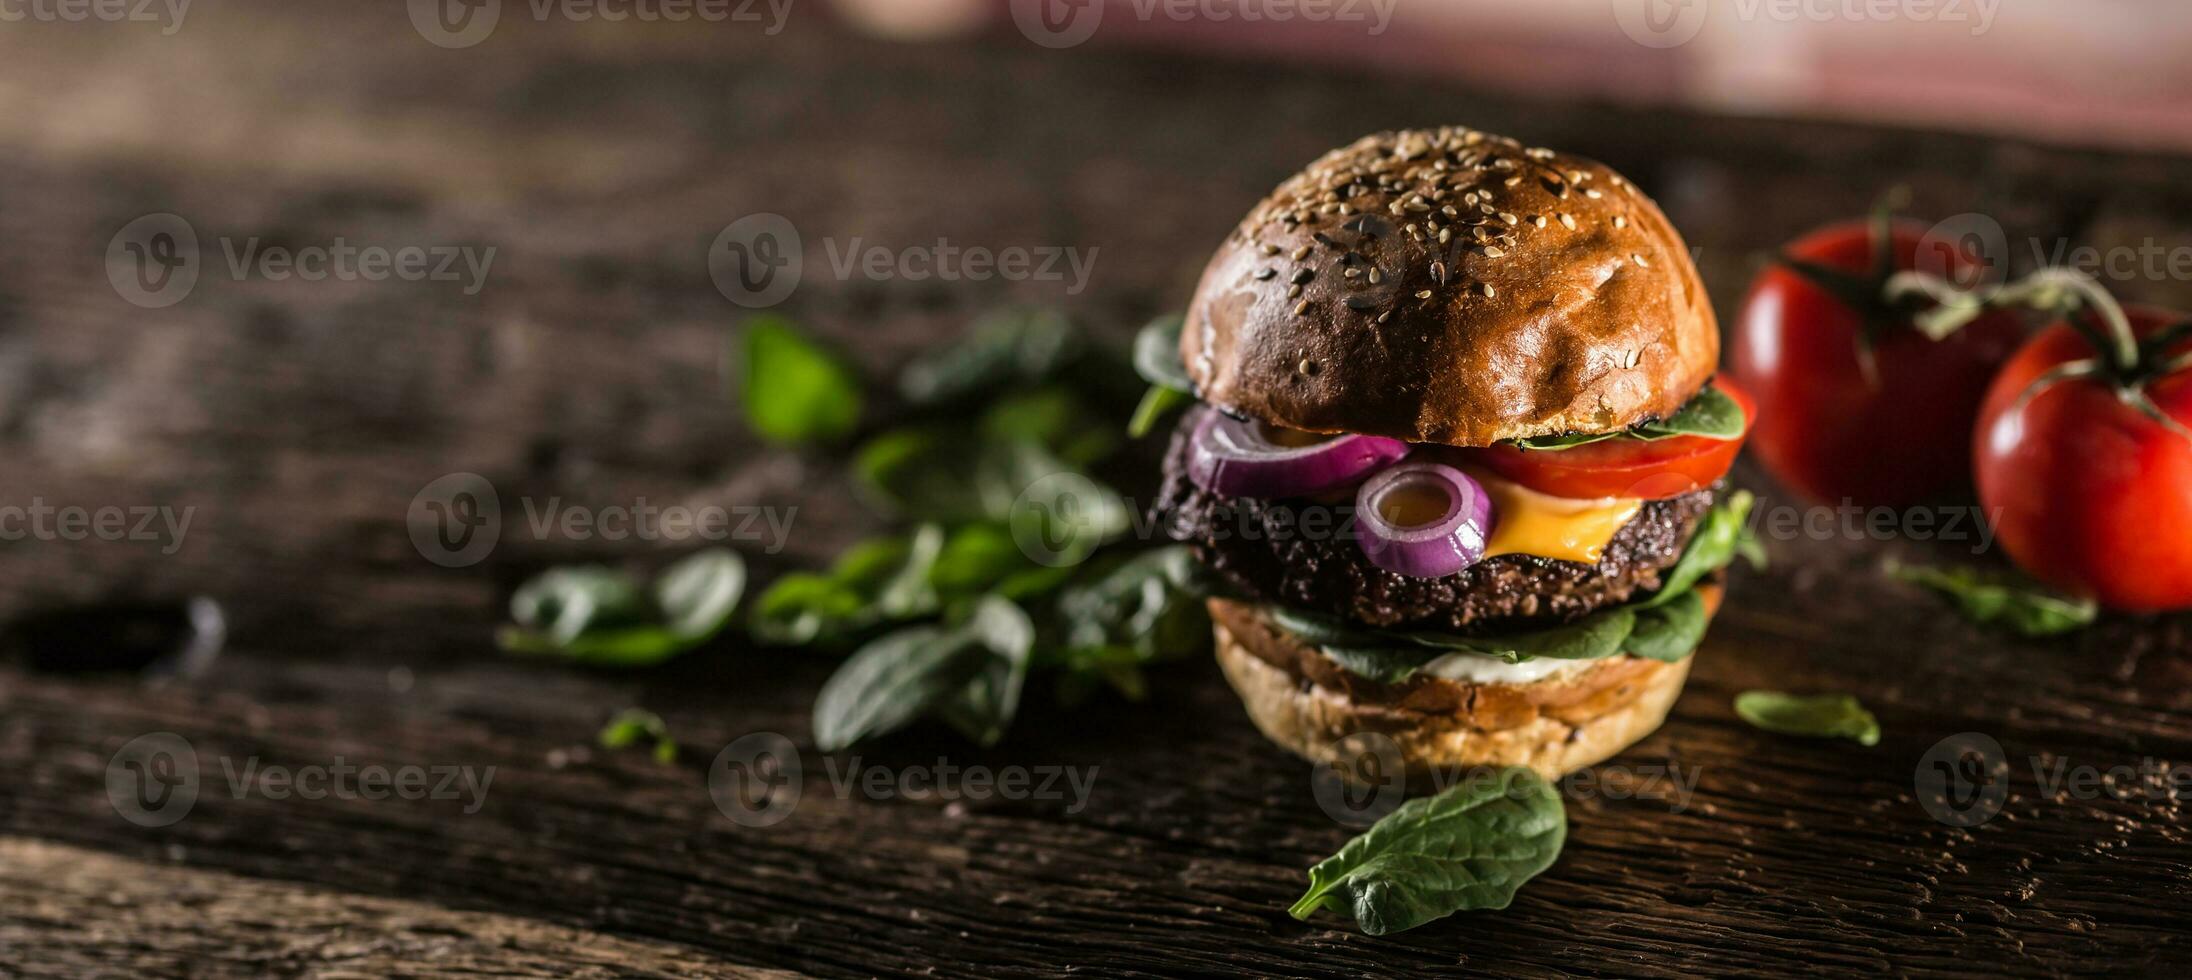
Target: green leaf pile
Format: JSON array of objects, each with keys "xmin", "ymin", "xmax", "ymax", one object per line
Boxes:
[{"xmin": 728, "ymin": 311, "xmax": 1214, "ymax": 751}]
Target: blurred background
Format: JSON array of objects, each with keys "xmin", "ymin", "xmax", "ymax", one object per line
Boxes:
[{"xmin": 3, "ymin": 0, "xmax": 2190, "ymax": 667}]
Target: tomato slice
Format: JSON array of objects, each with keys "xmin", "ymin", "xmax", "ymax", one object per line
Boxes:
[{"xmin": 1475, "ymin": 381, "xmax": 1754, "ymax": 500}]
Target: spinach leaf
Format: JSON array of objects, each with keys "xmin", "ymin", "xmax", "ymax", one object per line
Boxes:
[
  {"xmin": 1291, "ymin": 766, "xmax": 1566, "ymax": 935},
  {"xmin": 1625, "ymin": 589, "xmax": 1707, "ymax": 661},
  {"xmin": 898, "ymin": 308, "xmax": 1081, "ymax": 406},
  {"xmin": 981, "ymin": 386, "xmax": 1119, "ymax": 467},
  {"xmin": 500, "ymin": 549, "xmax": 747, "ymax": 667},
  {"xmin": 1131, "ymin": 313, "xmax": 1192, "ymax": 391},
  {"xmin": 1733, "ymin": 691, "xmax": 1881, "ymax": 746},
  {"xmin": 1053, "ymin": 546, "xmax": 1212, "ymax": 701},
  {"xmin": 811, "ymin": 624, "xmax": 984, "ymax": 751},
  {"xmin": 937, "ymin": 597, "xmax": 1037, "ymax": 746},
  {"xmin": 1127, "ymin": 384, "xmax": 1192, "ymax": 439},
  {"xmin": 1639, "ymin": 489, "xmax": 1753, "ymax": 608},
  {"xmin": 1272, "ymin": 604, "xmax": 1633, "ymax": 667},
  {"xmin": 857, "ymin": 428, "xmax": 1128, "ymax": 538},
  {"xmin": 1428, "ymin": 608, "xmax": 1636, "ymax": 663},
  {"xmin": 1506, "ymin": 383, "xmax": 1743, "ymax": 451},
  {"xmin": 598, "ymin": 708, "xmax": 678, "ymax": 765},
  {"xmin": 509, "ymin": 565, "xmax": 650, "ymax": 646},
  {"xmin": 737, "ymin": 315, "xmax": 863, "ymax": 446},
  {"xmin": 1633, "ymin": 385, "xmax": 1746, "ymax": 441},
  {"xmin": 931, "ymin": 522, "xmax": 1067, "ymax": 600},
  {"xmin": 1890, "ymin": 563, "xmax": 2097, "ymax": 637},
  {"xmin": 1320, "ymin": 646, "xmax": 1438, "ymax": 684},
  {"xmin": 654, "ymin": 548, "xmax": 748, "ymax": 641},
  {"xmin": 811, "ymin": 596, "xmax": 1038, "ymax": 751}
]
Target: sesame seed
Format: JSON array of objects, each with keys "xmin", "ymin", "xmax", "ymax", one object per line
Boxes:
[
  {"xmin": 1416, "ymin": 289, "xmax": 1432, "ymax": 299},
  {"xmin": 1287, "ymin": 283, "xmax": 1303, "ymax": 298},
  {"xmin": 1255, "ymin": 268, "xmax": 1277, "ymax": 280},
  {"xmin": 1480, "ymin": 282, "xmax": 1496, "ymax": 297},
  {"xmin": 1632, "ymin": 253, "xmax": 1650, "ymax": 266},
  {"xmin": 1613, "ymin": 215, "xmax": 1628, "ymax": 229},
  {"xmin": 1261, "ymin": 244, "xmax": 1280, "ymax": 256},
  {"xmin": 1343, "ymin": 268, "xmax": 1360, "ymax": 279},
  {"xmin": 1294, "ymin": 300, "xmax": 1311, "ymax": 315},
  {"xmin": 1532, "ymin": 215, "xmax": 1547, "ymax": 228},
  {"xmin": 1482, "ymin": 245, "xmax": 1505, "ymax": 258},
  {"xmin": 1299, "ymin": 358, "xmax": 1318, "ymax": 375},
  {"xmin": 1438, "ymin": 227, "xmax": 1452, "ymax": 244},
  {"xmin": 1368, "ymin": 268, "xmax": 1383, "ymax": 284},
  {"xmin": 1559, "ymin": 213, "xmax": 1577, "ymax": 230},
  {"xmin": 1291, "ymin": 269, "xmax": 1314, "ymax": 285},
  {"xmin": 1377, "ymin": 311, "xmax": 1391, "ymax": 323},
  {"xmin": 1291, "ymin": 245, "xmax": 1312, "ymax": 261},
  {"xmin": 1431, "ymin": 262, "xmax": 1448, "ymax": 284},
  {"xmin": 1585, "ymin": 188, "xmax": 1604, "ymax": 199}
]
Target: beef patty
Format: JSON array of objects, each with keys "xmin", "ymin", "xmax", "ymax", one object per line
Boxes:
[{"xmin": 1152, "ymin": 411, "xmax": 1714, "ymax": 632}]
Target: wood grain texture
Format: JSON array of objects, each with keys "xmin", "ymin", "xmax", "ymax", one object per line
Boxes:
[
  {"xmin": 3, "ymin": 2, "xmax": 2192, "ymax": 976},
  {"xmin": 0, "ymin": 837, "xmax": 783, "ymax": 978}
]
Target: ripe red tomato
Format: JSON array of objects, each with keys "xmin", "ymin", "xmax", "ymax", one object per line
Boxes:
[
  {"xmin": 1974, "ymin": 306, "xmax": 2192, "ymax": 612},
  {"xmin": 1731, "ymin": 219, "xmax": 2024, "ymax": 506},
  {"xmin": 1476, "ymin": 381, "xmax": 1754, "ymax": 500}
]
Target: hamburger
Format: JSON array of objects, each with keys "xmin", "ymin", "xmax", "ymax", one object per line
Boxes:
[{"xmin": 1136, "ymin": 127, "xmax": 1754, "ymax": 783}]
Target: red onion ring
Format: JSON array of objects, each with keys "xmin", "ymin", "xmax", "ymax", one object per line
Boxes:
[
  {"xmin": 1185, "ymin": 410, "xmax": 1412, "ymax": 499},
  {"xmin": 1353, "ymin": 462, "xmax": 1493, "ymax": 579}
]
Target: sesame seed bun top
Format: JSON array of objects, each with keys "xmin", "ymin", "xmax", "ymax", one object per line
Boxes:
[{"xmin": 1181, "ymin": 127, "xmax": 1718, "ymax": 447}]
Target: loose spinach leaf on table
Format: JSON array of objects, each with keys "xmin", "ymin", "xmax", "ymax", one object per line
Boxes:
[
  {"xmin": 500, "ymin": 548, "xmax": 747, "ymax": 667},
  {"xmin": 598, "ymin": 708, "xmax": 678, "ymax": 765},
  {"xmin": 811, "ymin": 596, "xmax": 1034, "ymax": 751},
  {"xmin": 736, "ymin": 315, "xmax": 864, "ymax": 446},
  {"xmin": 1889, "ymin": 563, "xmax": 2097, "ymax": 637},
  {"xmin": 1733, "ymin": 690, "xmax": 1881, "ymax": 746},
  {"xmin": 935, "ymin": 596, "xmax": 1038, "ymax": 746},
  {"xmin": 1291, "ymin": 766, "xmax": 1566, "ymax": 935}
]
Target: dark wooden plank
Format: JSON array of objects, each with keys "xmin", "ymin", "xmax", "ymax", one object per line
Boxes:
[
  {"xmin": 4, "ymin": 2, "xmax": 2192, "ymax": 976},
  {"xmin": 0, "ymin": 837, "xmax": 788, "ymax": 978}
]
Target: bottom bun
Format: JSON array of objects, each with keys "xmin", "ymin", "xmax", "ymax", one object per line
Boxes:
[{"xmin": 1210, "ymin": 594, "xmax": 1713, "ymax": 783}]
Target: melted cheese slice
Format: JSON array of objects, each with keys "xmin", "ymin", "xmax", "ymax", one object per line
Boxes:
[{"xmin": 1462, "ymin": 467, "xmax": 1641, "ymax": 564}]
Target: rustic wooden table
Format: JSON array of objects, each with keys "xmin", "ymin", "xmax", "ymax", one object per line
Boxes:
[{"xmin": 4, "ymin": 4, "xmax": 2192, "ymax": 976}]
